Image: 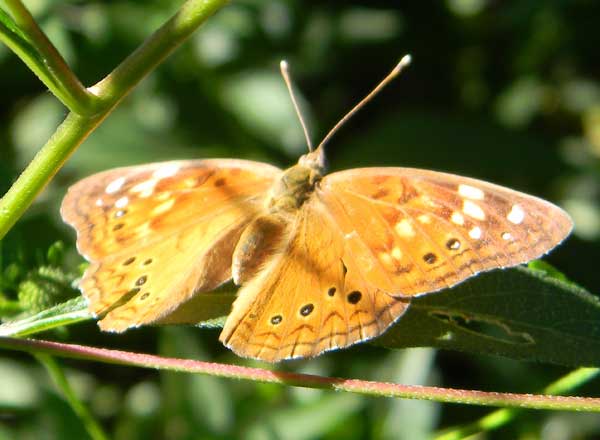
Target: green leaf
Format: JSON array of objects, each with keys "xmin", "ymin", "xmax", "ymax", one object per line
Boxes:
[
  {"xmin": 376, "ymin": 266, "xmax": 600, "ymax": 367},
  {"xmin": 0, "ymin": 297, "xmax": 91, "ymax": 337},
  {"xmin": 156, "ymin": 266, "xmax": 600, "ymax": 367}
]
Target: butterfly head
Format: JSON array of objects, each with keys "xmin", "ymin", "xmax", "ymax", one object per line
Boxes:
[{"xmin": 298, "ymin": 146, "xmax": 327, "ymax": 176}]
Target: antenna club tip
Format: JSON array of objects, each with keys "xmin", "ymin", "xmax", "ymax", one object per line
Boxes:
[{"xmin": 394, "ymin": 54, "xmax": 412, "ymax": 73}]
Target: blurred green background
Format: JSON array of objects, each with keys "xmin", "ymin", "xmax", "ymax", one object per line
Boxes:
[{"xmin": 1, "ymin": 0, "xmax": 600, "ymax": 438}]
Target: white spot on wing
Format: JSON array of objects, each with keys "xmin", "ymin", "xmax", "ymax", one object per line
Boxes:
[
  {"xmin": 394, "ymin": 219, "xmax": 415, "ymax": 237},
  {"xmin": 417, "ymin": 214, "xmax": 431, "ymax": 224},
  {"xmin": 507, "ymin": 204, "xmax": 525, "ymax": 224},
  {"xmin": 502, "ymin": 232, "xmax": 512, "ymax": 240},
  {"xmin": 105, "ymin": 177, "xmax": 125, "ymax": 194},
  {"xmin": 152, "ymin": 163, "xmax": 181, "ymax": 179},
  {"xmin": 131, "ymin": 178, "xmax": 159, "ymax": 198},
  {"xmin": 95, "ymin": 198, "xmax": 104, "ymax": 207},
  {"xmin": 451, "ymin": 212, "xmax": 465, "ymax": 225},
  {"xmin": 463, "ymin": 200, "xmax": 486, "ymax": 220},
  {"xmin": 391, "ymin": 247, "xmax": 402, "ymax": 260},
  {"xmin": 458, "ymin": 184, "xmax": 485, "ymax": 200},
  {"xmin": 344, "ymin": 231, "xmax": 358, "ymax": 240},
  {"xmin": 469, "ymin": 226, "xmax": 482, "ymax": 239},
  {"xmin": 115, "ymin": 196, "xmax": 129, "ymax": 209},
  {"xmin": 153, "ymin": 198, "xmax": 175, "ymax": 215},
  {"xmin": 379, "ymin": 252, "xmax": 394, "ymax": 269}
]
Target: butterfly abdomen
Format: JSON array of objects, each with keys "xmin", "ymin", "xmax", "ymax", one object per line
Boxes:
[{"xmin": 232, "ymin": 214, "xmax": 291, "ymax": 285}]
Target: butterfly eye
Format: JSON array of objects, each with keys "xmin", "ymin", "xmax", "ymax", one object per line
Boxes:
[
  {"xmin": 270, "ymin": 315, "xmax": 283, "ymax": 325},
  {"xmin": 347, "ymin": 291, "xmax": 362, "ymax": 304},
  {"xmin": 300, "ymin": 304, "xmax": 314, "ymax": 316},
  {"xmin": 423, "ymin": 253, "xmax": 437, "ymax": 264}
]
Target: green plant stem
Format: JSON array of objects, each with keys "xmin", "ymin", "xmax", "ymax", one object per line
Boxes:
[
  {"xmin": 435, "ymin": 367, "xmax": 600, "ymax": 440},
  {"xmin": 0, "ymin": 113, "xmax": 101, "ymax": 237},
  {"xmin": 1, "ymin": 337, "xmax": 599, "ymax": 412},
  {"xmin": 91, "ymin": 0, "xmax": 229, "ymax": 105},
  {"xmin": 35, "ymin": 353, "xmax": 109, "ymax": 440},
  {"xmin": 0, "ymin": 1, "xmax": 93, "ymax": 113},
  {"xmin": 0, "ymin": 0, "xmax": 229, "ymax": 240}
]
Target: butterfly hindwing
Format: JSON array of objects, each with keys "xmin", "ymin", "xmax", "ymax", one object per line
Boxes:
[{"xmin": 220, "ymin": 197, "xmax": 409, "ymax": 361}]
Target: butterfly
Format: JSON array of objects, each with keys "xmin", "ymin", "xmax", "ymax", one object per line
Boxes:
[{"xmin": 61, "ymin": 56, "xmax": 573, "ymax": 362}]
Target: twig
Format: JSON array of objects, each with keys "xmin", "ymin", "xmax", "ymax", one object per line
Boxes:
[
  {"xmin": 1, "ymin": 0, "xmax": 93, "ymax": 113},
  {"xmin": 1, "ymin": 337, "xmax": 599, "ymax": 412}
]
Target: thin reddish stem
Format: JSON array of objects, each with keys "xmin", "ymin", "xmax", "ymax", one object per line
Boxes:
[{"xmin": 0, "ymin": 337, "xmax": 598, "ymax": 412}]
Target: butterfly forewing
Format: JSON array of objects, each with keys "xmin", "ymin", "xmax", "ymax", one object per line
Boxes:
[
  {"xmin": 61, "ymin": 160, "xmax": 280, "ymax": 260},
  {"xmin": 61, "ymin": 159, "xmax": 281, "ymax": 331},
  {"xmin": 319, "ymin": 167, "xmax": 573, "ymax": 296}
]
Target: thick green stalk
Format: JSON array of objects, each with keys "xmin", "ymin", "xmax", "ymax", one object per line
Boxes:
[
  {"xmin": 1, "ymin": 1, "xmax": 93, "ymax": 113},
  {"xmin": 0, "ymin": 0, "xmax": 229, "ymax": 239}
]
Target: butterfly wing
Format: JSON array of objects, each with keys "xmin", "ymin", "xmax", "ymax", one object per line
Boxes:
[
  {"xmin": 61, "ymin": 159, "xmax": 281, "ymax": 331},
  {"xmin": 219, "ymin": 197, "xmax": 410, "ymax": 362},
  {"xmin": 318, "ymin": 167, "xmax": 573, "ymax": 296}
]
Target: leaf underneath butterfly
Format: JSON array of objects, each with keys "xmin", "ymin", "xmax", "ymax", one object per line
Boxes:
[
  {"xmin": 376, "ymin": 265, "xmax": 600, "ymax": 367},
  {"xmin": 3, "ymin": 267, "xmax": 600, "ymax": 367},
  {"xmin": 176, "ymin": 266, "xmax": 600, "ymax": 367}
]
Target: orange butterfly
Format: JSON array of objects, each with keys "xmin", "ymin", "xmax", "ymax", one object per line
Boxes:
[{"xmin": 61, "ymin": 56, "xmax": 572, "ymax": 362}]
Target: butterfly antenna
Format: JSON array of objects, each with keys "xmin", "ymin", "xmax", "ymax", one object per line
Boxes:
[
  {"xmin": 315, "ymin": 54, "xmax": 412, "ymax": 153},
  {"xmin": 280, "ymin": 60, "xmax": 314, "ymax": 152}
]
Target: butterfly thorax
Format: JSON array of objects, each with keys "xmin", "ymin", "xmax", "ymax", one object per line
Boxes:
[{"xmin": 265, "ymin": 150, "xmax": 326, "ymax": 214}]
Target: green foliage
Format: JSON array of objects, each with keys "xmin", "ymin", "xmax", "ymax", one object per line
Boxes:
[
  {"xmin": 0, "ymin": 241, "xmax": 79, "ymax": 319},
  {"xmin": 380, "ymin": 266, "xmax": 600, "ymax": 367}
]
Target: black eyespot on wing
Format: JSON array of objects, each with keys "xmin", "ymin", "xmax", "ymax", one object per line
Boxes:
[
  {"xmin": 113, "ymin": 223, "xmax": 125, "ymax": 231},
  {"xmin": 140, "ymin": 292, "xmax": 150, "ymax": 300},
  {"xmin": 423, "ymin": 253, "xmax": 437, "ymax": 264},
  {"xmin": 347, "ymin": 291, "xmax": 362, "ymax": 304},
  {"xmin": 143, "ymin": 258, "xmax": 153, "ymax": 265},
  {"xmin": 123, "ymin": 257, "xmax": 136, "ymax": 266},
  {"xmin": 327, "ymin": 287, "xmax": 336, "ymax": 297},
  {"xmin": 270, "ymin": 315, "xmax": 282, "ymax": 325},
  {"xmin": 300, "ymin": 304, "xmax": 314, "ymax": 316},
  {"xmin": 135, "ymin": 275, "xmax": 147, "ymax": 286},
  {"xmin": 446, "ymin": 239, "xmax": 460, "ymax": 250}
]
